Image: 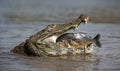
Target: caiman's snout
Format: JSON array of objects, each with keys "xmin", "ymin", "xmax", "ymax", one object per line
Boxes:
[
  {"xmin": 80, "ymin": 14, "xmax": 89, "ymax": 25},
  {"xmin": 73, "ymin": 14, "xmax": 89, "ymax": 31}
]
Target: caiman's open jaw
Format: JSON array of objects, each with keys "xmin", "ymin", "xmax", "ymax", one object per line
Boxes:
[
  {"xmin": 38, "ymin": 14, "xmax": 90, "ymax": 43},
  {"xmin": 42, "ymin": 33, "xmax": 64, "ymax": 43},
  {"xmin": 42, "ymin": 35, "xmax": 58, "ymax": 43}
]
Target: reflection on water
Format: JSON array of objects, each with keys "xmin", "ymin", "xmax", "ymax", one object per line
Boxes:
[
  {"xmin": 0, "ymin": 52, "xmax": 100, "ymax": 71},
  {"xmin": 0, "ymin": 0, "xmax": 120, "ymax": 71}
]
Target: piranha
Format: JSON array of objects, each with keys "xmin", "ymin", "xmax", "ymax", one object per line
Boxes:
[{"xmin": 56, "ymin": 32, "xmax": 101, "ymax": 53}]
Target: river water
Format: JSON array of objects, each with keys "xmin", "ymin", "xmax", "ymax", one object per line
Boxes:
[{"xmin": 0, "ymin": 0, "xmax": 120, "ymax": 71}]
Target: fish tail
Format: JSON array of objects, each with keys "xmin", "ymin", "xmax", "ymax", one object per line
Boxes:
[{"xmin": 93, "ymin": 34, "xmax": 101, "ymax": 48}]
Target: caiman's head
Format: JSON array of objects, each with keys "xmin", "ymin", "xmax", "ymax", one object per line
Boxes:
[
  {"xmin": 79, "ymin": 14, "xmax": 89, "ymax": 25},
  {"xmin": 73, "ymin": 14, "xmax": 89, "ymax": 31},
  {"xmin": 39, "ymin": 14, "xmax": 89, "ymax": 42}
]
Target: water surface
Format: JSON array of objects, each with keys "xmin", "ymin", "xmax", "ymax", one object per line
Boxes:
[{"xmin": 0, "ymin": 0, "xmax": 120, "ymax": 71}]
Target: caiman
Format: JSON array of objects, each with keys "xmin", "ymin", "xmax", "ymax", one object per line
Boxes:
[{"xmin": 11, "ymin": 14, "xmax": 89, "ymax": 56}]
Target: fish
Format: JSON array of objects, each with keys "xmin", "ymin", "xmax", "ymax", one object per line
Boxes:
[{"xmin": 56, "ymin": 32, "xmax": 101, "ymax": 54}]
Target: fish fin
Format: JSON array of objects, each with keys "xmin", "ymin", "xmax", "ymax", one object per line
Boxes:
[{"xmin": 93, "ymin": 34, "xmax": 101, "ymax": 48}]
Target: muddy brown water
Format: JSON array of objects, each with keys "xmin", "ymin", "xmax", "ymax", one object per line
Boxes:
[{"xmin": 0, "ymin": 0, "xmax": 120, "ymax": 71}]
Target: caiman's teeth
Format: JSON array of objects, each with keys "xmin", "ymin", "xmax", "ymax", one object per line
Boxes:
[
  {"xmin": 85, "ymin": 21, "xmax": 87, "ymax": 25},
  {"xmin": 73, "ymin": 27, "xmax": 77, "ymax": 31},
  {"xmin": 85, "ymin": 17, "xmax": 89, "ymax": 25},
  {"xmin": 75, "ymin": 27, "xmax": 78, "ymax": 30}
]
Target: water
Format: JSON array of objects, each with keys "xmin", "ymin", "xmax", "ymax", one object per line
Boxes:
[{"xmin": 0, "ymin": 0, "xmax": 120, "ymax": 71}]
